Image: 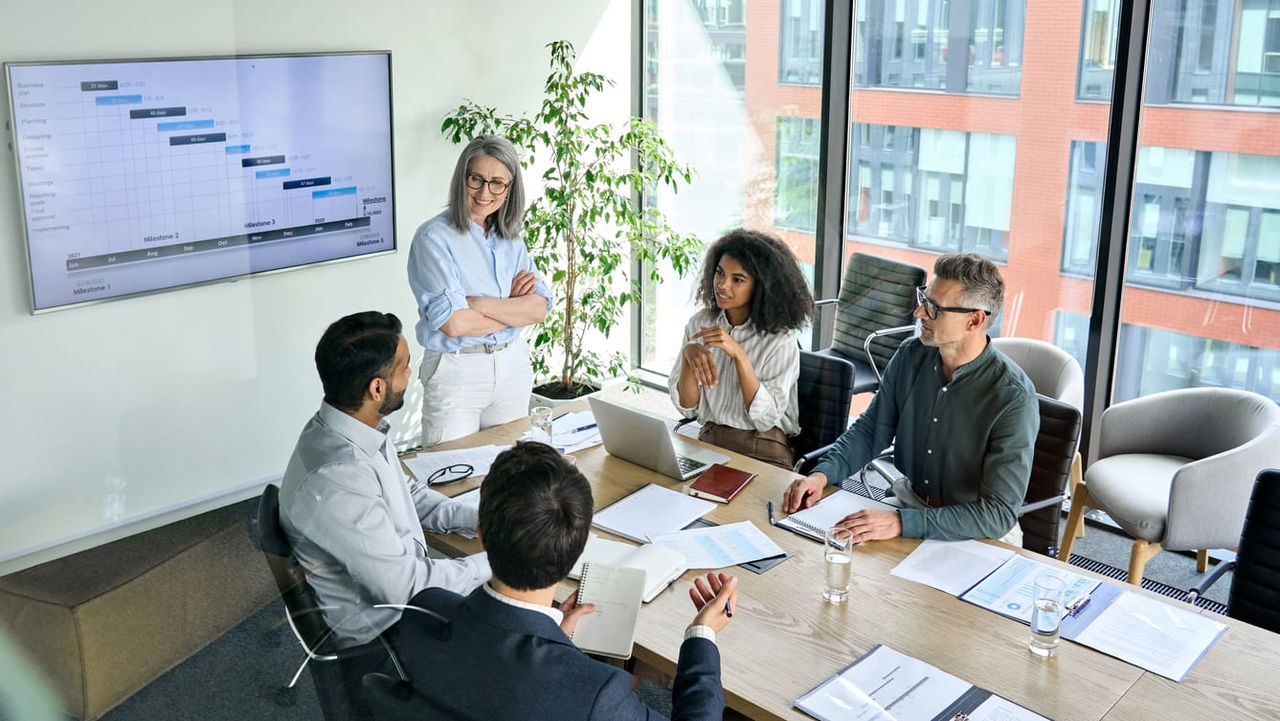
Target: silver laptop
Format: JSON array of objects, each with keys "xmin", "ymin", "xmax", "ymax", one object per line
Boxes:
[{"xmin": 588, "ymin": 397, "xmax": 730, "ymax": 481}]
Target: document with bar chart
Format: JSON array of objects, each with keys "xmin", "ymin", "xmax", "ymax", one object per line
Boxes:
[{"xmin": 6, "ymin": 53, "xmax": 394, "ymax": 311}]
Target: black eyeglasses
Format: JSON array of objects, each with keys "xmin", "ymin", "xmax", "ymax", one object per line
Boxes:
[
  {"xmin": 426, "ymin": 463, "xmax": 474, "ymax": 485},
  {"xmin": 465, "ymin": 173, "xmax": 510, "ymax": 195},
  {"xmin": 915, "ymin": 286, "xmax": 989, "ymax": 321}
]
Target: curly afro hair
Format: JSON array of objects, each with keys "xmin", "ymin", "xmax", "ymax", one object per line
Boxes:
[{"xmin": 695, "ymin": 228, "xmax": 815, "ymax": 335}]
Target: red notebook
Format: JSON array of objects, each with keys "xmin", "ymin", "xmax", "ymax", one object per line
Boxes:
[{"xmin": 687, "ymin": 463, "xmax": 756, "ymax": 504}]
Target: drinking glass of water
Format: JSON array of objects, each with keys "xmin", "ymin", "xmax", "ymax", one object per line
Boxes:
[
  {"xmin": 823, "ymin": 526, "xmax": 854, "ymax": 603},
  {"xmin": 530, "ymin": 406, "xmax": 554, "ymax": 447},
  {"xmin": 1029, "ymin": 574, "xmax": 1066, "ymax": 657}
]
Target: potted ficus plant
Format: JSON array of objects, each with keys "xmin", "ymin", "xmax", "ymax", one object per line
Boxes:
[{"xmin": 441, "ymin": 40, "xmax": 701, "ymax": 401}]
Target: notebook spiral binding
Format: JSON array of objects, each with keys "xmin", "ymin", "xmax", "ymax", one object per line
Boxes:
[
  {"xmin": 786, "ymin": 516, "xmax": 828, "ymax": 540},
  {"xmin": 571, "ymin": 563, "xmax": 595, "ymax": 639}
]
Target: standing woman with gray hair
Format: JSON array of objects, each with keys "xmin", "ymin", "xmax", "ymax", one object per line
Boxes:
[{"xmin": 408, "ymin": 135, "xmax": 551, "ymax": 447}]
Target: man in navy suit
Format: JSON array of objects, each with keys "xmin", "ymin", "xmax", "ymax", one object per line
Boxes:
[{"xmin": 398, "ymin": 441, "xmax": 739, "ymax": 720}]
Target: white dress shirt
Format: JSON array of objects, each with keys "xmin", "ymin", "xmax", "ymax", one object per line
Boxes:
[
  {"xmin": 667, "ymin": 309, "xmax": 801, "ymax": 435},
  {"xmin": 280, "ymin": 402, "xmax": 490, "ymax": 646}
]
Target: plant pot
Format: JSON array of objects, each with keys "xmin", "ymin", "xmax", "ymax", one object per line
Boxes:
[{"xmin": 529, "ymin": 381, "xmax": 604, "ymax": 412}]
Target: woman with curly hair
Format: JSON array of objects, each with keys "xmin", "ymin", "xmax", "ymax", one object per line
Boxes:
[{"xmin": 668, "ymin": 228, "xmax": 815, "ymax": 469}]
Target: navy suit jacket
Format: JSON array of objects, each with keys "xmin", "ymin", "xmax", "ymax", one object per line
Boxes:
[{"xmin": 397, "ymin": 586, "xmax": 724, "ymax": 721}]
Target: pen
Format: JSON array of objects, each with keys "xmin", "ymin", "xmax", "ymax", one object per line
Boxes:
[
  {"xmin": 767, "ymin": 501, "xmax": 775, "ymax": 525},
  {"xmin": 567, "ymin": 423, "xmax": 597, "ymax": 434},
  {"xmin": 724, "ymin": 598, "xmax": 733, "ymax": 617},
  {"xmin": 1067, "ymin": 593, "xmax": 1092, "ymax": 617}
]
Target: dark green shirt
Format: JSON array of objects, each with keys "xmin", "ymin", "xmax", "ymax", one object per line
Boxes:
[{"xmin": 813, "ymin": 338, "xmax": 1039, "ymax": 540}]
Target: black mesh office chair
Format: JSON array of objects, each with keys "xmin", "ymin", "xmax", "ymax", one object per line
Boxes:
[
  {"xmin": 1186, "ymin": 469, "xmax": 1280, "ymax": 633},
  {"xmin": 793, "ymin": 349, "xmax": 856, "ymax": 475},
  {"xmin": 817, "ymin": 252, "xmax": 926, "ymax": 396},
  {"xmin": 250, "ymin": 484, "xmax": 407, "ymax": 721}
]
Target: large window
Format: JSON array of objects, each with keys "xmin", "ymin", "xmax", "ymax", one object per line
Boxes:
[
  {"xmin": 846, "ymin": 123, "xmax": 1014, "ymax": 261},
  {"xmin": 855, "ymin": 0, "xmax": 1024, "ymax": 95},
  {"xmin": 780, "ymin": 0, "xmax": 825, "ymax": 85},
  {"xmin": 637, "ymin": 0, "xmax": 1280, "ymax": 449},
  {"xmin": 639, "ymin": 0, "xmax": 821, "ymax": 381},
  {"xmin": 1064, "ymin": 144, "xmax": 1280, "ymax": 302},
  {"xmin": 775, "ymin": 117, "xmax": 821, "ymax": 232},
  {"xmin": 1084, "ymin": 0, "xmax": 1280, "ymax": 106}
]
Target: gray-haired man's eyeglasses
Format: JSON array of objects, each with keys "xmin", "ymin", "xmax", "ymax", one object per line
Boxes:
[{"xmin": 915, "ymin": 286, "xmax": 990, "ymax": 321}]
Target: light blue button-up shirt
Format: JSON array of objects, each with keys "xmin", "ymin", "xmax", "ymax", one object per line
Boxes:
[{"xmin": 407, "ymin": 210, "xmax": 551, "ymax": 353}]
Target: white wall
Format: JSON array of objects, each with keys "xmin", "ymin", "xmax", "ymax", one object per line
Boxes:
[{"xmin": 0, "ymin": 0, "xmax": 633, "ymax": 573}]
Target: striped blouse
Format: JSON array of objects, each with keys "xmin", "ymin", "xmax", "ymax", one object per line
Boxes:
[{"xmin": 667, "ymin": 309, "xmax": 801, "ymax": 436}]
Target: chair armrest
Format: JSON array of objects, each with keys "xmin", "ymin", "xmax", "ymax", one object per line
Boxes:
[
  {"xmin": 1185, "ymin": 558, "xmax": 1236, "ymax": 603},
  {"xmin": 814, "ymin": 298, "xmax": 839, "ymax": 307},
  {"xmin": 1018, "ymin": 492, "xmax": 1069, "ymax": 516},
  {"xmin": 794, "ymin": 443, "xmax": 834, "ymax": 475},
  {"xmin": 863, "ymin": 324, "xmax": 916, "ymax": 381},
  {"xmin": 1165, "ymin": 427, "xmax": 1280, "ymax": 550}
]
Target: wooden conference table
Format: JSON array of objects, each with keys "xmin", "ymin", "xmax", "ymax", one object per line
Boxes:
[{"xmin": 413, "ymin": 406, "xmax": 1280, "ymax": 721}]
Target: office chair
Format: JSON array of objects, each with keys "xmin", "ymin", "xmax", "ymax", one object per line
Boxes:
[
  {"xmin": 1018, "ymin": 394, "xmax": 1082, "ymax": 557},
  {"xmin": 1185, "ymin": 469, "xmax": 1280, "ymax": 633},
  {"xmin": 251, "ymin": 484, "xmax": 408, "ymax": 721},
  {"xmin": 815, "ymin": 252, "xmax": 926, "ymax": 396},
  {"xmin": 792, "ymin": 349, "xmax": 856, "ymax": 475},
  {"xmin": 1059, "ymin": 388, "xmax": 1280, "ymax": 584}
]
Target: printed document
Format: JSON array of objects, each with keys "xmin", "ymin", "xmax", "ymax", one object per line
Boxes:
[
  {"xmin": 1071, "ymin": 589, "xmax": 1226, "ymax": 682},
  {"xmin": 961, "ymin": 555, "xmax": 1098, "ymax": 624},
  {"xmin": 650, "ymin": 521, "xmax": 785, "ymax": 569},
  {"xmin": 890, "ymin": 540, "xmax": 1017, "ymax": 596}
]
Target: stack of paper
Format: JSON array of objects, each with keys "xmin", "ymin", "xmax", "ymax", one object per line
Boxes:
[{"xmin": 592, "ymin": 484, "xmax": 715, "ymax": 543}]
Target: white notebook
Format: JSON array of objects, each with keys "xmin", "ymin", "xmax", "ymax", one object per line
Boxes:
[
  {"xmin": 570, "ymin": 563, "xmax": 645, "ymax": 659},
  {"xmin": 569, "ymin": 535, "xmax": 687, "ymax": 603},
  {"xmin": 592, "ymin": 483, "xmax": 715, "ymax": 543},
  {"xmin": 776, "ymin": 489, "xmax": 895, "ymax": 541}
]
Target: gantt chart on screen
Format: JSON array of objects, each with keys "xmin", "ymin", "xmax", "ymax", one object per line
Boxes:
[{"xmin": 8, "ymin": 54, "xmax": 394, "ymax": 310}]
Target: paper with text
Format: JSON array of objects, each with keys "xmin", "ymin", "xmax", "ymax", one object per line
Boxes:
[
  {"xmin": 890, "ymin": 540, "xmax": 1017, "ymax": 596},
  {"xmin": 650, "ymin": 521, "xmax": 786, "ymax": 569}
]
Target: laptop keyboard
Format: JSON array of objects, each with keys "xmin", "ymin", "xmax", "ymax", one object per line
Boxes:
[{"xmin": 676, "ymin": 455, "xmax": 705, "ymax": 475}]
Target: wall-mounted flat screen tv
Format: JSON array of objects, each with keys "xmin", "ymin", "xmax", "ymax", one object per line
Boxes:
[{"xmin": 5, "ymin": 51, "xmax": 395, "ymax": 312}]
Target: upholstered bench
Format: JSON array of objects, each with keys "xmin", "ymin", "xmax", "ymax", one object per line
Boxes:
[{"xmin": 0, "ymin": 500, "xmax": 276, "ymax": 720}]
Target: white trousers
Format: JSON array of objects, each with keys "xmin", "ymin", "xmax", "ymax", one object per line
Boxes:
[{"xmin": 419, "ymin": 339, "xmax": 533, "ymax": 447}]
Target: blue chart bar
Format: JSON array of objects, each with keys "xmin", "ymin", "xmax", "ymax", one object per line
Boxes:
[
  {"xmin": 95, "ymin": 95, "xmax": 143, "ymax": 106},
  {"xmin": 312, "ymin": 186, "xmax": 357, "ymax": 199},
  {"xmin": 225, "ymin": 144, "xmax": 251, "ymax": 154},
  {"xmin": 256, "ymin": 168, "xmax": 291, "ymax": 179},
  {"xmin": 156, "ymin": 119, "xmax": 215, "ymax": 132},
  {"xmin": 283, "ymin": 176, "xmax": 330, "ymax": 190}
]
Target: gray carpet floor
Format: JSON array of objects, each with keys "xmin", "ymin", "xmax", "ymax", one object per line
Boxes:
[{"xmin": 96, "ymin": 518, "xmax": 1233, "ymax": 721}]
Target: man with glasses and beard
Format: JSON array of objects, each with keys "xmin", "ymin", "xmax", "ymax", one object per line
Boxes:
[
  {"xmin": 279, "ymin": 311, "xmax": 489, "ymax": 713},
  {"xmin": 783, "ymin": 253, "xmax": 1039, "ymax": 545}
]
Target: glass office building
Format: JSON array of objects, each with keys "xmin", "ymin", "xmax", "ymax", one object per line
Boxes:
[{"xmin": 639, "ymin": 0, "xmax": 1280, "ymax": 407}]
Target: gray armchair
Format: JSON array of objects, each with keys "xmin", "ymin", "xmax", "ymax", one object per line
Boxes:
[{"xmin": 1059, "ymin": 387, "xmax": 1280, "ymax": 584}]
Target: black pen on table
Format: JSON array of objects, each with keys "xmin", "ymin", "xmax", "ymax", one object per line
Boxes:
[{"xmin": 767, "ymin": 500, "xmax": 775, "ymax": 525}]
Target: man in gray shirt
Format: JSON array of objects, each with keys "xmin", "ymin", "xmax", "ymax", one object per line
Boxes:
[
  {"xmin": 783, "ymin": 253, "xmax": 1039, "ymax": 543},
  {"xmin": 280, "ymin": 310, "xmax": 489, "ymax": 650}
]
